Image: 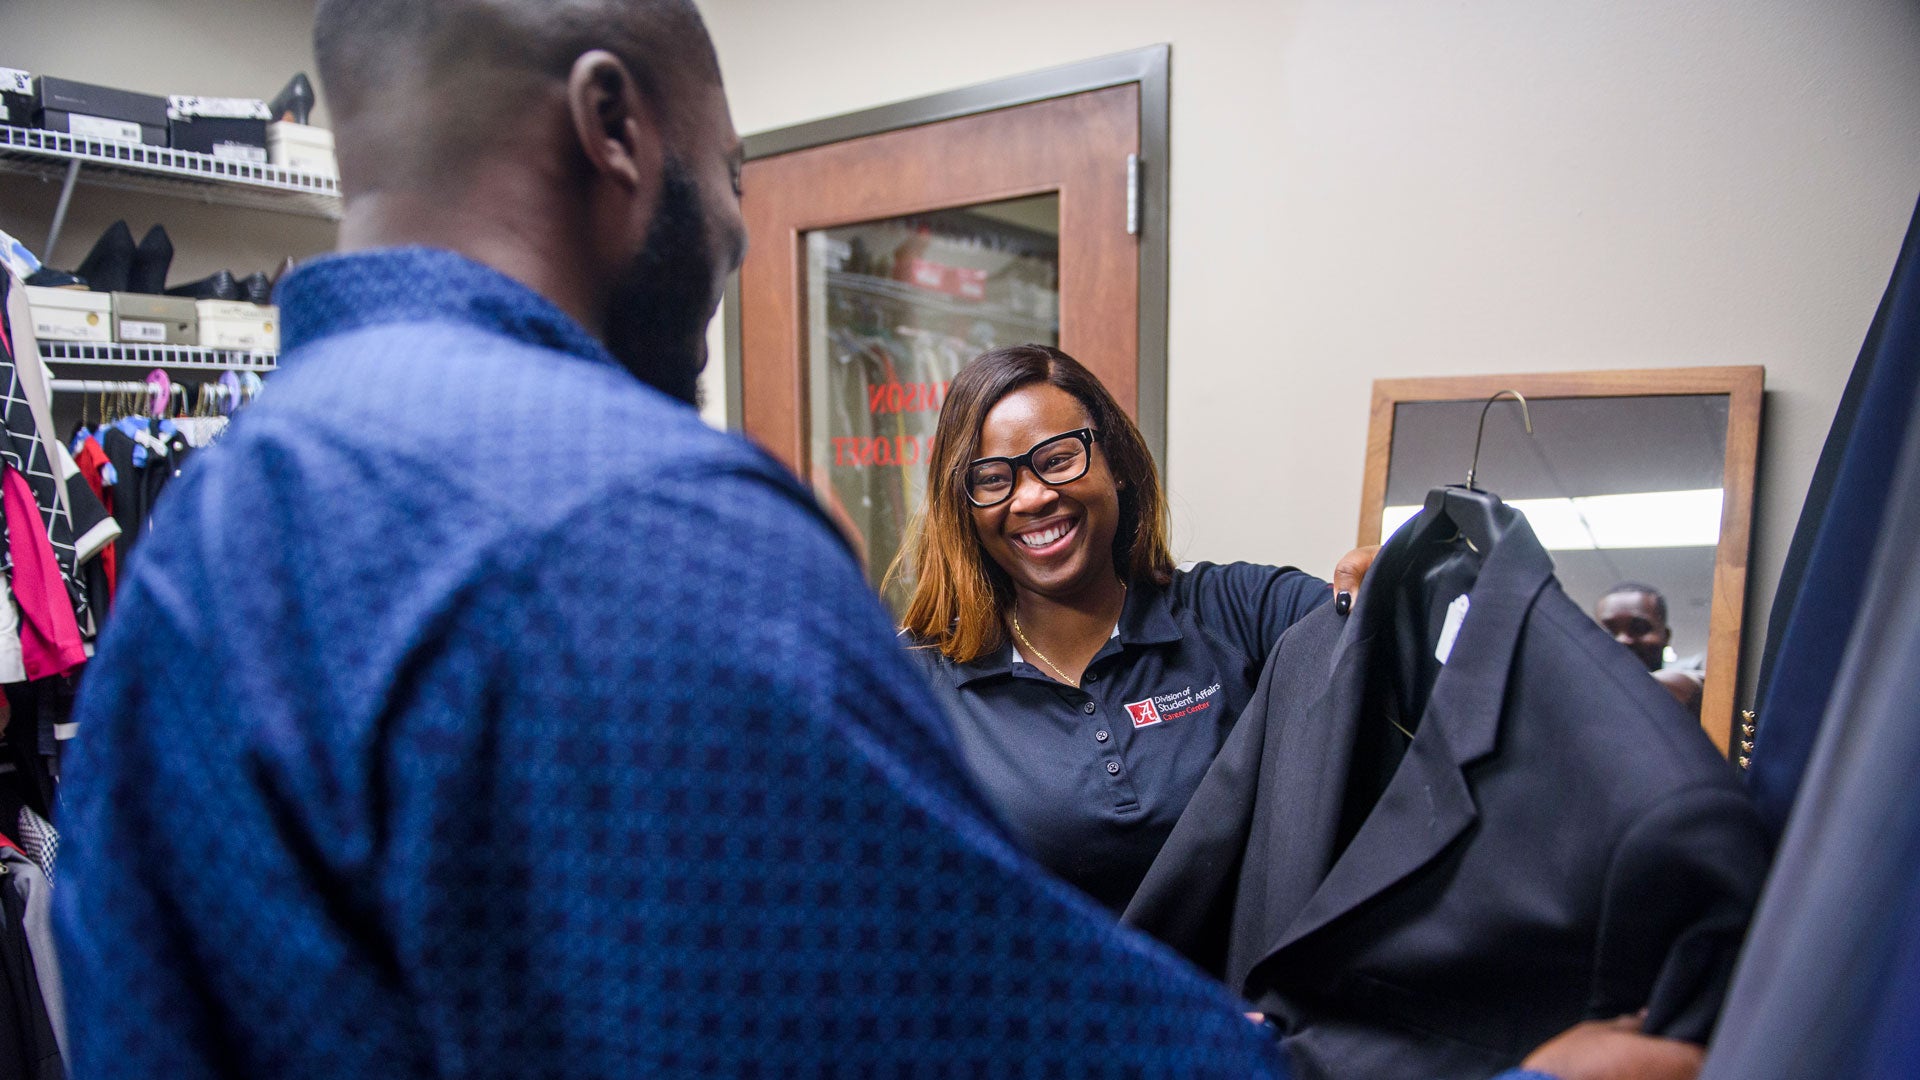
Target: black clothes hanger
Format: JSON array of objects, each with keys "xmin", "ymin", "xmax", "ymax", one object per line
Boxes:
[{"xmin": 1419, "ymin": 390, "xmax": 1533, "ymax": 553}]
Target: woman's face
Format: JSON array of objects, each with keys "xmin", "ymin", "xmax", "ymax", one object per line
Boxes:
[{"xmin": 967, "ymin": 383, "xmax": 1122, "ymax": 606}]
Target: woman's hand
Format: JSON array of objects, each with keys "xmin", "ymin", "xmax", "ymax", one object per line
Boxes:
[
  {"xmin": 1332, "ymin": 545, "xmax": 1380, "ymax": 615},
  {"xmin": 1520, "ymin": 1016, "xmax": 1704, "ymax": 1080}
]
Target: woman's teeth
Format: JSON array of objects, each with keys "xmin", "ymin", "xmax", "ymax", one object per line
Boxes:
[{"xmin": 1017, "ymin": 522, "xmax": 1072, "ymax": 549}]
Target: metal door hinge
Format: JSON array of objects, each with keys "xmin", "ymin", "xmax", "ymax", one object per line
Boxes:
[{"xmin": 1125, "ymin": 153, "xmax": 1143, "ymax": 236}]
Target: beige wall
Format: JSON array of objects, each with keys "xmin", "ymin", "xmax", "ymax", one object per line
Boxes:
[
  {"xmin": 6, "ymin": 1, "xmax": 1918, "ymax": 705},
  {"xmin": 700, "ymin": 0, "xmax": 1920, "ymax": 703}
]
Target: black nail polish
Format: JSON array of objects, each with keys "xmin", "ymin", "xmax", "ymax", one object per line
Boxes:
[{"xmin": 1335, "ymin": 591, "xmax": 1352, "ymax": 616}]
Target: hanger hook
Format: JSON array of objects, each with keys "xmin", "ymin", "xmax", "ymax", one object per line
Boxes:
[{"xmin": 1466, "ymin": 389, "xmax": 1533, "ymax": 491}]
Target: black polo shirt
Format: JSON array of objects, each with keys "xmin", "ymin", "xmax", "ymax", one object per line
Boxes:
[{"xmin": 906, "ymin": 561, "xmax": 1328, "ymax": 910}]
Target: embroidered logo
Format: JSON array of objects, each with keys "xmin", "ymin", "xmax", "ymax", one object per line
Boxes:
[{"xmin": 1126, "ymin": 683, "xmax": 1224, "ymax": 728}]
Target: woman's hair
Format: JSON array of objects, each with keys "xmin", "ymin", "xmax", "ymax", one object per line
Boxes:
[{"xmin": 889, "ymin": 344, "xmax": 1174, "ymax": 662}]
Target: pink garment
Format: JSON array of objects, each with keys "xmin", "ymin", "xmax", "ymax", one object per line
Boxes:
[{"xmin": 4, "ymin": 465, "xmax": 86, "ymax": 679}]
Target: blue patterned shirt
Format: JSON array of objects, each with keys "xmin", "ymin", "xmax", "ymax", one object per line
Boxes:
[{"xmin": 52, "ymin": 248, "xmax": 1286, "ymax": 1078}]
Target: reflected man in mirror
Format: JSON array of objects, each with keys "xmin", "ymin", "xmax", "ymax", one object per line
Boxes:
[{"xmin": 1595, "ymin": 583, "xmax": 1704, "ymax": 717}]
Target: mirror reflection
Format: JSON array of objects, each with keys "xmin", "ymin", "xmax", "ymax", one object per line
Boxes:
[{"xmin": 1380, "ymin": 395, "xmax": 1731, "ymax": 715}]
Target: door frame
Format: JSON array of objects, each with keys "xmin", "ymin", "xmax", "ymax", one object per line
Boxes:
[{"xmin": 721, "ymin": 44, "xmax": 1172, "ymax": 466}]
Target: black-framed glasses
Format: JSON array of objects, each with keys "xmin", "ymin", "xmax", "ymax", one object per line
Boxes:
[{"xmin": 964, "ymin": 428, "xmax": 1100, "ymax": 508}]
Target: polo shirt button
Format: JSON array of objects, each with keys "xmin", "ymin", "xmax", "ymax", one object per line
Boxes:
[
  {"xmin": 1095, "ymin": 729, "xmax": 1110, "ymax": 743},
  {"xmin": 1106, "ymin": 761, "xmax": 1121, "ymax": 775},
  {"xmin": 1081, "ymin": 701, "xmax": 1097, "ymax": 715},
  {"xmin": 1084, "ymin": 672, "xmax": 1098, "ymax": 683}
]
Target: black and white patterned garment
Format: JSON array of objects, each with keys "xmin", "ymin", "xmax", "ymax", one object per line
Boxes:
[
  {"xmin": 14, "ymin": 807, "xmax": 54, "ymax": 885},
  {"xmin": 0, "ymin": 273, "xmax": 96, "ymax": 641}
]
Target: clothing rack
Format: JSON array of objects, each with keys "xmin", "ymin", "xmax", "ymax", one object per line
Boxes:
[
  {"xmin": 49, "ymin": 379, "xmax": 241, "ymax": 398},
  {"xmin": 49, "ymin": 379, "xmax": 250, "ymax": 415}
]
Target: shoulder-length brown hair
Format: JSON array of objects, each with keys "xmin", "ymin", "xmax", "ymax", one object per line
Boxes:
[{"xmin": 888, "ymin": 344, "xmax": 1174, "ymax": 662}]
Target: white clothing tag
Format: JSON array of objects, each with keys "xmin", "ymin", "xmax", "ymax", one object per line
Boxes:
[{"xmin": 1435, "ymin": 594, "xmax": 1471, "ymax": 664}]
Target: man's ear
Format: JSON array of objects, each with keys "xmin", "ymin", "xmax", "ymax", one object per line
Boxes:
[{"xmin": 565, "ymin": 49, "xmax": 665, "ymax": 197}]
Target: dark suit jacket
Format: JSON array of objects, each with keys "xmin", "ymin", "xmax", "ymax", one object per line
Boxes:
[{"xmin": 1125, "ymin": 513, "xmax": 1769, "ymax": 1080}]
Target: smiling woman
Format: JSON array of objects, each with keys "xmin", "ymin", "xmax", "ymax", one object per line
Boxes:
[{"xmin": 891, "ymin": 344, "xmax": 1350, "ymax": 910}]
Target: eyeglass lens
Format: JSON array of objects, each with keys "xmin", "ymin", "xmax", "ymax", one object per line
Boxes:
[{"xmin": 967, "ymin": 432, "xmax": 1090, "ymax": 506}]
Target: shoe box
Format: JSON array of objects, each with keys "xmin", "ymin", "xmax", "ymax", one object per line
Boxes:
[
  {"xmin": 0, "ymin": 69, "xmax": 32, "ymax": 128},
  {"xmin": 23, "ymin": 287, "xmax": 278, "ymax": 352},
  {"xmin": 168, "ymin": 96, "xmax": 270, "ymax": 163},
  {"xmin": 195, "ymin": 300, "xmax": 278, "ymax": 352},
  {"xmin": 112, "ymin": 293, "xmax": 198, "ymax": 346},
  {"xmin": 267, "ymin": 121, "xmax": 337, "ymax": 179},
  {"xmin": 22, "ymin": 286, "xmax": 112, "ymax": 344},
  {"xmin": 33, "ymin": 76, "xmax": 168, "ymax": 147}
]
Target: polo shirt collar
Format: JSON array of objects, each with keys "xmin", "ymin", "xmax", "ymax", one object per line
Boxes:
[
  {"xmin": 1116, "ymin": 577, "xmax": 1183, "ymax": 647},
  {"xmin": 277, "ymin": 246, "xmax": 620, "ymax": 372},
  {"xmin": 945, "ymin": 578, "xmax": 1186, "ymax": 687}
]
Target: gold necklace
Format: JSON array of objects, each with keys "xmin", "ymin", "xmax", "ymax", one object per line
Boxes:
[{"xmin": 1010, "ymin": 612, "xmax": 1075, "ymax": 685}]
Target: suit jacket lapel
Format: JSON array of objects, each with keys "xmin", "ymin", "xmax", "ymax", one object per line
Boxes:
[
  {"xmin": 1227, "ymin": 619, "xmax": 1372, "ymax": 988},
  {"xmin": 1258, "ymin": 515, "xmax": 1556, "ymax": 963}
]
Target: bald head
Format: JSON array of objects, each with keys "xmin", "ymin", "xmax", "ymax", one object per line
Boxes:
[
  {"xmin": 315, "ymin": 0, "xmax": 718, "ymax": 107},
  {"xmin": 314, "ymin": 0, "xmax": 720, "ymax": 185},
  {"xmin": 312, "ymin": 0, "xmax": 746, "ymax": 407}
]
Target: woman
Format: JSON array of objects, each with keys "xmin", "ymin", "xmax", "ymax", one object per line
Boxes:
[{"xmin": 894, "ymin": 344, "xmax": 1370, "ymax": 911}]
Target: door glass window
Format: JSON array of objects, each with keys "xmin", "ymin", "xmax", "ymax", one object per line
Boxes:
[{"xmin": 804, "ymin": 194, "xmax": 1060, "ymax": 615}]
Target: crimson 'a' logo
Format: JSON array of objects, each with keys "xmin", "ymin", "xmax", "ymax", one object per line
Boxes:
[{"xmin": 1125, "ymin": 698, "xmax": 1163, "ymax": 728}]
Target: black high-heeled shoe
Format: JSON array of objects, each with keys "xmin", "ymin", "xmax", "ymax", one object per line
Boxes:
[
  {"xmin": 241, "ymin": 271, "xmax": 272, "ymax": 305},
  {"xmin": 165, "ymin": 269, "xmax": 241, "ymax": 302},
  {"xmin": 269, "ymin": 73, "xmax": 315, "ymax": 125},
  {"xmin": 73, "ymin": 220, "xmax": 135, "ymax": 293},
  {"xmin": 129, "ymin": 225, "xmax": 173, "ymax": 294}
]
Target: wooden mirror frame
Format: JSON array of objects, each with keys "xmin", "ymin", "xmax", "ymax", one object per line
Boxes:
[{"xmin": 1357, "ymin": 366, "xmax": 1764, "ymax": 754}]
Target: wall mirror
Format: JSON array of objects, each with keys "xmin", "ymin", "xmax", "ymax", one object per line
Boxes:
[{"xmin": 1358, "ymin": 368, "xmax": 1763, "ymax": 753}]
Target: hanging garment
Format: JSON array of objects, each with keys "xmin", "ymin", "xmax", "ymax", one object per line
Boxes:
[
  {"xmin": 10, "ymin": 812, "xmax": 52, "ymax": 889},
  {"xmin": 52, "ymin": 442, "xmax": 114, "ymax": 573},
  {"xmin": 1126, "ymin": 512, "xmax": 1769, "ymax": 1080},
  {"xmin": 1699, "ymin": 357, "xmax": 1920, "ymax": 1079},
  {"xmin": 0, "ymin": 275, "xmax": 95, "ymax": 643},
  {"xmin": 1747, "ymin": 191, "xmax": 1920, "ymax": 839},
  {"xmin": 98, "ymin": 419, "xmax": 190, "ymax": 570},
  {"xmin": 0, "ymin": 684, "xmax": 61, "ymax": 824},
  {"xmin": 0, "ymin": 469, "xmax": 84, "ymax": 681},
  {"xmin": 0, "ymin": 857, "xmax": 60, "ymax": 1080},
  {"xmin": 0, "ymin": 584, "xmax": 26, "ymax": 685},
  {"xmin": 99, "ymin": 429, "xmax": 139, "ymax": 567},
  {"xmin": 0, "ymin": 843, "xmax": 61, "ymax": 1063},
  {"xmin": 49, "ymin": 439, "xmax": 114, "ymax": 645}
]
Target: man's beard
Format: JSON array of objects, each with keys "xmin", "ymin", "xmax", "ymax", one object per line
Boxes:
[{"xmin": 604, "ymin": 158, "xmax": 714, "ymax": 407}]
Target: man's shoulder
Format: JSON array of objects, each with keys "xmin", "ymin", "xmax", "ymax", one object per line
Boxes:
[{"xmin": 250, "ymin": 318, "xmax": 786, "ymax": 509}]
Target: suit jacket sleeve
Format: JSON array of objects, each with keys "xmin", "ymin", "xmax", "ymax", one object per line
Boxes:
[
  {"xmin": 1123, "ymin": 644, "xmax": 1280, "ymax": 979},
  {"xmin": 1590, "ymin": 785, "xmax": 1771, "ymax": 1041}
]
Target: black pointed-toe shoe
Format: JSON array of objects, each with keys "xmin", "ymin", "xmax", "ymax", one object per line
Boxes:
[
  {"xmin": 74, "ymin": 220, "xmax": 136, "ymax": 293},
  {"xmin": 165, "ymin": 269, "xmax": 241, "ymax": 302},
  {"xmin": 129, "ymin": 225, "xmax": 174, "ymax": 294}
]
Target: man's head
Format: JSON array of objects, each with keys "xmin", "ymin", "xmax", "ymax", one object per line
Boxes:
[
  {"xmin": 1595, "ymin": 583, "xmax": 1670, "ymax": 671},
  {"xmin": 313, "ymin": 0, "xmax": 745, "ymax": 403}
]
